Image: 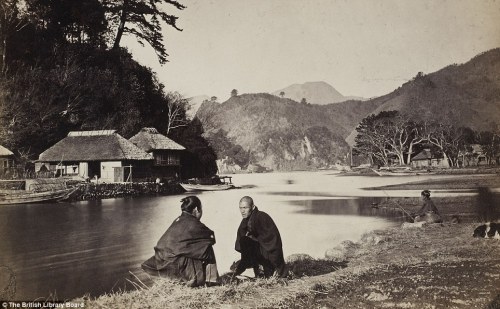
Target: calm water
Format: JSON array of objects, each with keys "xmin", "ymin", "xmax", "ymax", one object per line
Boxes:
[{"xmin": 0, "ymin": 171, "xmax": 475, "ymax": 300}]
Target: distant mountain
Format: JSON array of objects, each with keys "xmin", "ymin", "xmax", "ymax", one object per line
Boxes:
[
  {"xmin": 186, "ymin": 95, "xmax": 210, "ymax": 119},
  {"xmin": 272, "ymin": 81, "xmax": 364, "ymax": 104},
  {"xmin": 196, "ymin": 48, "xmax": 500, "ymax": 170},
  {"xmin": 346, "ymin": 48, "xmax": 500, "ymax": 145}
]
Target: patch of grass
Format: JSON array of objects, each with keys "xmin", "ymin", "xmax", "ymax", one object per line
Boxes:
[{"xmin": 288, "ymin": 259, "xmax": 348, "ymax": 278}]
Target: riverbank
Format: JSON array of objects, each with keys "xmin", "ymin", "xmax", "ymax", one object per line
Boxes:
[
  {"xmin": 340, "ymin": 166, "xmax": 500, "ymax": 177},
  {"xmin": 80, "ymin": 174, "xmax": 500, "ymax": 308},
  {"xmin": 67, "ymin": 182, "xmax": 185, "ymax": 201}
]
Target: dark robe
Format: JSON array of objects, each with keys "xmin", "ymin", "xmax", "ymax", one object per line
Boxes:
[
  {"xmin": 234, "ymin": 207, "xmax": 286, "ymax": 277},
  {"xmin": 142, "ymin": 212, "xmax": 218, "ymax": 287},
  {"xmin": 415, "ymin": 198, "xmax": 442, "ymax": 223},
  {"xmin": 416, "ymin": 198, "xmax": 440, "ymax": 216}
]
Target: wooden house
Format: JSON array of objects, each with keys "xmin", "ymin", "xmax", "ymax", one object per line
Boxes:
[
  {"xmin": 411, "ymin": 149, "xmax": 449, "ymax": 168},
  {"xmin": 129, "ymin": 127, "xmax": 185, "ymax": 180},
  {"xmin": 0, "ymin": 144, "xmax": 15, "ymax": 178},
  {"xmin": 37, "ymin": 130, "xmax": 153, "ymax": 182}
]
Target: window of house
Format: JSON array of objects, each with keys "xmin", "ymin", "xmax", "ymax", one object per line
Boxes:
[{"xmin": 155, "ymin": 153, "xmax": 180, "ymax": 166}]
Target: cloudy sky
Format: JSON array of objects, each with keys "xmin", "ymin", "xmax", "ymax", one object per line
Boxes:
[{"xmin": 125, "ymin": 0, "xmax": 500, "ymax": 101}]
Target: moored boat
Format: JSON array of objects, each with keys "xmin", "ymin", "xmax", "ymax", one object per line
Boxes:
[
  {"xmin": 0, "ymin": 179, "xmax": 77, "ymax": 205},
  {"xmin": 372, "ymin": 169, "xmax": 418, "ymax": 176},
  {"xmin": 180, "ymin": 176, "xmax": 235, "ymax": 192}
]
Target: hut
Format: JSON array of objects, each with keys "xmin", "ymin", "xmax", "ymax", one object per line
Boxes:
[
  {"xmin": 129, "ymin": 128, "xmax": 185, "ymax": 180},
  {"xmin": 38, "ymin": 130, "xmax": 153, "ymax": 182},
  {"xmin": 0, "ymin": 145, "xmax": 15, "ymax": 178},
  {"xmin": 411, "ymin": 149, "xmax": 449, "ymax": 169}
]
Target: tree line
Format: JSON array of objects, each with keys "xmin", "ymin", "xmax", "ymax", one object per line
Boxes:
[
  {"xmin": 354, "ymin": 110, "xmax": 499, "ymax": 167},
  {"xmin": 0, "ymin": 0, "xmax": 218, "ymax": 177}
]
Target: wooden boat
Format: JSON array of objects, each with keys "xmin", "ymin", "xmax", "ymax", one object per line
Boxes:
[
  {"xmin": 180, "ymin": 176, "xmax": 235, "ymax": 192},
  {"xmin": 0, "ymin": 179, "xmax": 77, "ymax": 205},
  {"xmin": 372, "ymin": 169, "xmax": 417, "ymax": 176}
]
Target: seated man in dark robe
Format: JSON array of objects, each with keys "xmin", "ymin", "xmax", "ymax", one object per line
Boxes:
[
  {"xmin": 142, "ymin": 196, "xmax": 219, "ymax": 287},
  {"xmin": 413, "ymin": 190, "xmax": 442, "ymax": 223},
  {"xmin": 233, "ymin": 196, "xmax": 287, "ymax": 278}
]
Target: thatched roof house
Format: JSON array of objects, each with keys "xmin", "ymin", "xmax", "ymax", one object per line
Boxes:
[
  {"xmin": 0, "ymin": 145, "xmax": 13, "ymax": 157},
  {"xmin": 0, "ymin": 145, "xmax": 14, "ymax": 176},
  {"xmin": 129, "ymin": 128, "xmax": 185, "ymax": 179},
  {"xmin": 39, "ymin": 130, "xmax": 152, "ymax": 162},
  {"xmin": 129, "ymin": 127, "xmax": 185, "ymax": 152},
  {"xmin": 38, "ymin": 130, "xmax": 153, "ymax": 182},
  {"xmin": 411, "ymin": 149, "xmax": 449, "ymax": 168}
]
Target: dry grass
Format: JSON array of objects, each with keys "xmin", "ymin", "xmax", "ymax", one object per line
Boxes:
[
  {"xmin": 80, "ymin": 174, "xmax": 500, "ymax": 308},
  {"xmin": 80, "ymin": 223, "xmax": 500, "ymax": 308}
]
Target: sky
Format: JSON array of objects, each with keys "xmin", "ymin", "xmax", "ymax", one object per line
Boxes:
[{"xmin": 124, "ymin": 0, "xmax": 500, "ymax": 101}]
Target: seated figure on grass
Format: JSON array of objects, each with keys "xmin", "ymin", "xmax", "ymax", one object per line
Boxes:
[
  {"xmin": 141, "ymin": 196, "xmax": 219, "ymax": 287},
  {"xmin": 413, "ymin": 190, "xmax": 442, "ymax": 223},
  {"xmin": 233, "ymin": 196, "xmax": 288, "ymax": 278}
]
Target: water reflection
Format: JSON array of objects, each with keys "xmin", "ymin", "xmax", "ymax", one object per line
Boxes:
[
  {"xmin": 289, "ymin": 198, "xmax": 408, "ymax": 221},
  {"xmin": 1, "ymin": 171, "xmax": 465, "ymax": 301}
]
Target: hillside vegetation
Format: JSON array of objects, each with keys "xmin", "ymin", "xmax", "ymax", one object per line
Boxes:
[
  {"xmin": 347, "ymin": 48, "xmax": 500, "ymax": 144},
  {"xmin": 198, "ymin": 48, "xmax": 500, "ymax": 171},
  {"xmin": 197, "ymin": 94, "xmax": 354, "ymax": 170}
]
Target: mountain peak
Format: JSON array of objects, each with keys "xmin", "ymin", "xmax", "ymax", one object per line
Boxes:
[{"xmin": 272, "ymin": 81, "xmax": 347, "ymax": 104}]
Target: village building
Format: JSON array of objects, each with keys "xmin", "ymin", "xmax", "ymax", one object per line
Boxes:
[
  {"xmin": 37, "ymin": 130, "xmax": 153, "ymax": 183},
  {"xmin": 129, "ymin": 127, "xmax": 185, "ymax": 180},
  {"xmin": 0, "ymin": 144, "xmax": 15, "ymax": 178},
  {"xmin": 470, "ymin": 144, "xmax": 488, "ymax": 166},
  {"xmin": 411, "ymin": 148, "xmax": 449, "ymax": 169}
]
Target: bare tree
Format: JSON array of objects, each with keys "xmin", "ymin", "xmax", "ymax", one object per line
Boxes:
[
  {"xmin": 166, "ymin": 91, "xmax": 189, "ymax": 134},
  {"xmin": 279, "ymin": 91, "xmax": 285, "ymax": 98},
  {"xmin": 419, "ymin": 122, "xmax": 469, "ymax": 167}
]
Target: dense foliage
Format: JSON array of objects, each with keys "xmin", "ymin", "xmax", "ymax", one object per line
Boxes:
[
  {"xmin": 0, "ymin": 0, "xmax": 217, "ymax": 177},
  {"xmin": 354, "ymin": 110, "xmax": 498, "ymax": 167}
]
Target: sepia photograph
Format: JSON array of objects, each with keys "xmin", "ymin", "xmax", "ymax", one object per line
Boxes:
[{"xmin": 0, "ymin": 0, "xmax": 500, "ymax": 308}]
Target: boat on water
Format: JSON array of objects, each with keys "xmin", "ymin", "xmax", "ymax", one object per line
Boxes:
[
  {"xmin": 372, "ymin": 169, "xmax": 418, "ymax": 176},
  {"xmin": 180, "ymin": 176, "xmax": 235, "ymax": 192},
  {"xmin": 0, "ymin": 178, "xmax": 77, "ymax": 205},
  {"xmin": 372, "ymin": 168, "xmax": 437, "ymax": 176}
]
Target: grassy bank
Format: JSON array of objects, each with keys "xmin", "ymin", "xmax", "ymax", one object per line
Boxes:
[{"xmin": 81, "ymin": 175, "xmax": 500, "ymax": 308}]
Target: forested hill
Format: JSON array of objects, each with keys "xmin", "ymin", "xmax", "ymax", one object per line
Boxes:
[
  {"xmin": 196, "ymin": 93, "xmax": 376, "ymax": 170},
  {"xmin": 346, "ymin": 48, "xmax": 500, "ymax": 144},
  {"xmin": 0, "ymin": 0, "xmax": 218, "ymax": 178}
]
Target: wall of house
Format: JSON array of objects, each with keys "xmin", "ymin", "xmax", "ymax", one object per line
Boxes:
[
  {"xmin": 412, "ymin": 158, "xmax": 449, "ymax": 168},
  {"xmin": 79, "ymin": 162, "xmax": 89, "ymax": 178},
  {"xmin": 0, "ymin": 156, "xmax": 15, "ymax": 178},
  {"xmin": 100, "ymin": 161, "xmax": 122, "ymax": 183},
  {"xmin": 411, "ymin": 160, "xmax": 430, "ymax": 168}
]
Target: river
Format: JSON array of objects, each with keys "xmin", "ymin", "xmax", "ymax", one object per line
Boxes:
[{"xmin": 0, "ymin": 171, "xmax": 471, "ymax": 300}]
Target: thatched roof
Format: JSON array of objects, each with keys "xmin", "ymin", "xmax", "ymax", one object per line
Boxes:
[
  {"xmin": 412, "ymin": 149, "xmax": 439, "ymax": 161},
  {"xmin": 39, "ymin": 130, "xmax": 153, "ymax": 162},
  {"xmin": 0, "ymin": 145, "xmax": 13, "ymax": 156},
  {"xmin": 129, "ymin": 127, "xmax": 185, "ymax": 152}
]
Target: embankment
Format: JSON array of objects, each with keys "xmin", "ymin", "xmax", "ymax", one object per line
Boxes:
[{"xmin": 68, "ymin": 182, "xmax": 184, "ymax": 201}]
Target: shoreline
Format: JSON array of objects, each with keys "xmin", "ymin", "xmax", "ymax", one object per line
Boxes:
[{"xmin": 77, "ymin": 174, "xmax": 500, "ymax": 308}]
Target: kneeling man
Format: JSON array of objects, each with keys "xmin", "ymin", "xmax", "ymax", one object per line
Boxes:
[
  {"xmin": 142, "ymin": 196, "xmax": 219, "ymax": 287},
  {"xmin": 234, "ymin": 196, "xmax": 287, "ymax": 278}
]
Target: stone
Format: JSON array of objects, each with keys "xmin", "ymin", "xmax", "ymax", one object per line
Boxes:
[
  {"xmin": 401, "ymin": 221, "xmax": 427, "ymax": 229},
  {"xmin": 360, "ymin": 232, "xmax": 390, "ymax": 245},
  {"xmin": 286, "ymin": 253, "xmax": 313, "ymax": 263},
  {"xmin": 324, "ymin": 247, "xmax": 347, "ymax": 261}
]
